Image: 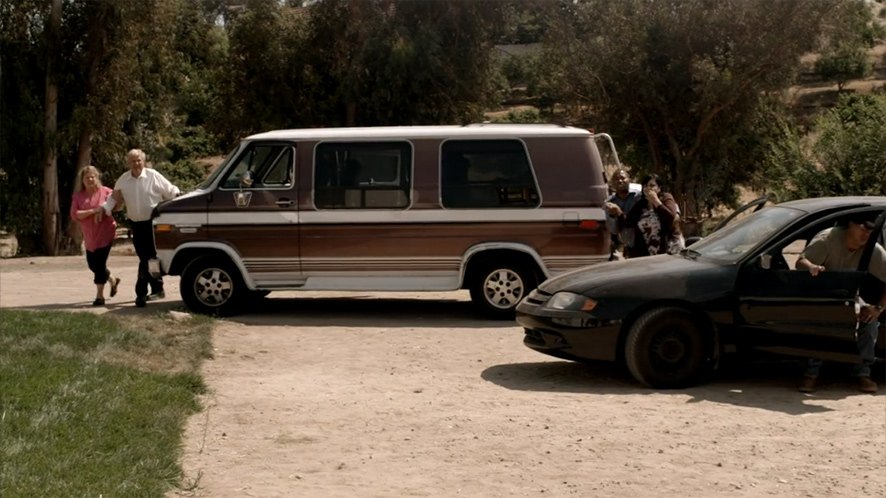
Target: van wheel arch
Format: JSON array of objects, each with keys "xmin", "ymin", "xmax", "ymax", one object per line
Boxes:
[{"xmin": 170, "ymin": 247, "xmax": 232, "ymax": 276}]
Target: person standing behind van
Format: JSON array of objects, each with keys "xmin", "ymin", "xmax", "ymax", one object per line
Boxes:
[
  {"xmin": 95, "ymin": 149, "xmax": 180, "ymax": 308},
  {"xmin": 603, "ymin": 169, "xmax": 639, "ymax": 260},
  {"xmin": 623, "ymin": 174, "xmax": 683, "ymax": 257},
  {"xmin": 70, "ymin": 165, "xmax": 120, "ymax": 306}
]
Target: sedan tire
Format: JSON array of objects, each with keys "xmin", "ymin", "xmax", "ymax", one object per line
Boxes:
[{"xmin": 625, "ymin": 307, "xmax": 711, "ymax": 389}]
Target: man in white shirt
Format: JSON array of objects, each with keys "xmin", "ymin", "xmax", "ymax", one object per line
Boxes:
[{"xmin": 95, "ymin": 149, "xmax": 179, "ymax": 307}]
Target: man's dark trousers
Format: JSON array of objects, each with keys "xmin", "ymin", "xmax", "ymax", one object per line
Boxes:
[{"xmin": 130, "ymin": 220, "xmax": 163, "ymax": 299}]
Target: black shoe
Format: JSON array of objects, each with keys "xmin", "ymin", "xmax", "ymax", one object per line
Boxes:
[
  {"xmin": 859, "ymin": 376, "xmax": 878, "ymax": 394},
  {"xmin": 92, "ymin": 298, "xmax": 105, "ymax": 307},
  {"xmin": 799, "ymin": 375, "xmax": 817, "ymax": 393},
  {"xmin": 146, "ymin": 291, "xmax": 165, "ymax": 301},
  {"xmin": 135, "ymin": 297, "xmax": 147, "ymax": 308},
  {"xmin": 109, "ymin": 277, "xmax": 121, "ymax": 298}
]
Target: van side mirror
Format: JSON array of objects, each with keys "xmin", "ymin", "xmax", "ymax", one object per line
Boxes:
[
  {"xmin": 240, "ymin": 170, "xmax": 253, "ymax": 188},
  {"xmin": 758, "ymin": 254, "xmax": 772, "ymax": 270}
]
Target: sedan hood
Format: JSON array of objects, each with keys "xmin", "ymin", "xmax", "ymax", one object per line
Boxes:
[{"xmin": 541, "ymin": 254, "xmax": 735, "ymax": 300}]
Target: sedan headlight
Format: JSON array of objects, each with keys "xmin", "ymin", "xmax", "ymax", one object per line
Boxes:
[{"xmin": 544, "ymin": 292, "xmax": 598, "ymax": 312}]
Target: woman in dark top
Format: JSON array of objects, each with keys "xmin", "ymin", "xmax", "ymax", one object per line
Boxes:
[{"xmin": 623, "ymin": 174, "xmax": 684, "ymax": 257}]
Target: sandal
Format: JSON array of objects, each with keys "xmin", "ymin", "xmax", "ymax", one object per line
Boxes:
[
  {"xmin": 110, "ymin": 276, "xmax": 121, "ymax": 297},
  {"xmin": 92, "ymin": 298, "xmax": 105, "ymax": 306}
]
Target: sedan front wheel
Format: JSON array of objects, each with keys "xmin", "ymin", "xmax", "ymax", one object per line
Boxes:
[{"xmin": 624, "ymin": 307, "xmax": 712, "ymax": 388}]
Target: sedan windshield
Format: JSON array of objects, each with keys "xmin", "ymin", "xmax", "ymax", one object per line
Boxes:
[{"xmin": 689, "ymin": 206, "xmax": 805, "ymax": 262}]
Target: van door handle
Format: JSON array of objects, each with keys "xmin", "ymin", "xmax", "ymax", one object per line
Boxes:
[
  {"xmin": 275, "ymin": 198, "xmax": 293, "ymax": 208},
  {"xmin": 562, "ymin": 211, "xmax": 580, "ymax": 224}
]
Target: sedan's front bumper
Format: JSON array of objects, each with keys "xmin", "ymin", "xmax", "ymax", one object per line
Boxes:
[{"xmin": 516, "ymin": 291, "xmax": 622, "ymax": 362}]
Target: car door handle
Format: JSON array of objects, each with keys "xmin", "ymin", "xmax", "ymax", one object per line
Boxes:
[{"xmin": 275, "ymin": 198, "xmax": 293, "ymax": 208}]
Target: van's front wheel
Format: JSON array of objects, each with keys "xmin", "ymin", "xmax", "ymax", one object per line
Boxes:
[
  {"xmin": 180, "ymin": 256, "xmax": 245, "ymax": 316},
  {"xmin": 470, "ymin": 262, "xmax": 537, "ymax": 319}
]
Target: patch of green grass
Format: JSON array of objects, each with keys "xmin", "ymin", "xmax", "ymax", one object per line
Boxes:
[{"xmin": 0, "ymin": 309, "xmax": 214, "ymax": 497}]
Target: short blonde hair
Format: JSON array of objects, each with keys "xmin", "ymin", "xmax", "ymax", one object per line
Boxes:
[{"xmin": 74, "ymin": 165, "xmax": 103, "ymax": 193}]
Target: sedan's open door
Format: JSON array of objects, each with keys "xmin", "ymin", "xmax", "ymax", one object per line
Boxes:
[{"xmin": 734, "ymin": 208, "xmax": 886, "ymax": 362}]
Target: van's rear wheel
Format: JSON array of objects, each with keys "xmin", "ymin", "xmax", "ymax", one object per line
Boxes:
[
  {"xmin": 470, "ymin": 262, "xmax": 537, "ymax": 320},
  {"xmin": 180, "ymin": 255, "xmax": 245, "ymax": 316}
]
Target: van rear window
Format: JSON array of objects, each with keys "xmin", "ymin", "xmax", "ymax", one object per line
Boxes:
[
  {"xmin": 441, "ymin": 140, "xmax": 540, "ymax": 208},
  {"xmin": 314, "ymin": 142, "xmax": 412, "ymax": 209}
]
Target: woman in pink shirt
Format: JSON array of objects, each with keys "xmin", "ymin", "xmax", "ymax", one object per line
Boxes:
[{"xmin": 70, "ymin": 165, "xmax": 120, "ymax": 306}]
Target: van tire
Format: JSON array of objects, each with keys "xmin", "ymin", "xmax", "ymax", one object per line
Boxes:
[
  {"xmin": 249, "ymin": 290, "xmax": 271, "ymax": 300},
  {"xmin": 180, "ymin": 255, "xmax": 245, "ymax": 316},
  {"xmin": 470, "ymin": 261, "xmax": 537, "ymax": 320}
]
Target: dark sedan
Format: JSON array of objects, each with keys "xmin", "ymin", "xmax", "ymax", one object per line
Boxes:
[{"xmin": 517, "ymin": 196, "xmax": 886, "ymax": 388}]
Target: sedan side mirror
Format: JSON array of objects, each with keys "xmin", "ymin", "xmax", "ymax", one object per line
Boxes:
[{"xmin": 758, "ymin": 254, "xmax": 772, "ymax": 270}]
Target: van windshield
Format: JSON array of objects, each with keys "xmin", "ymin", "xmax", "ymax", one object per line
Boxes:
[{"xmin": 198, "ymin": 144, "xmax": 242, "ymax": 190}]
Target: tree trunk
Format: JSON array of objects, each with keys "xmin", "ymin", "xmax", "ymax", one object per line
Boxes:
[
  {"xmin": 345, "ymin": 101, "xmax": 357, "ymax": 127},
  {"xmin": 41, "ymin": 0, "xmax": 62, "ymax": 255},
  {"xmin": 67, "ymin": 4, "xmax": 108, "ymax": 255},
  {"xmin": 75, "ymin": 129, "xmax": 92, "ymax": 176},
  {"xmin": 67, "ymin": 128, "xmax": 94, "ymax": 253}
]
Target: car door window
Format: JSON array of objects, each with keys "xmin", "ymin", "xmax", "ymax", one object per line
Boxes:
[
  {"xmin": 756, "ymin": 209, "xmax": 886, "ymax": 275},
  {"xmin": 221, "ymin": 144, "xmax": 294, "ymax": 190},
  {"xmin": 262, "ymin": 148, "xmax": 293, "ymax": 186}
]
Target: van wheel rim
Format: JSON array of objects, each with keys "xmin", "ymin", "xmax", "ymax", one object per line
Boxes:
[
  {"xmin": 195, "ymin": 268, "xmax": 233, "ymax": 306},
  {"xmin": 483, "ymin": 269, "xmax": 524, "ymax": 309}
]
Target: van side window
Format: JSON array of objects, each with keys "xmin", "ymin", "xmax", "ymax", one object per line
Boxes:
[
  {"xmin": 441, "ymin": 140, "xmax": 540, "ymax": 208},
  {"xmin": 314, "ymin": 142, "xmax": 412, "ymax": 209},
  {"xmin": 221, "ymin": 144, "xmax": 293, "ymax": 189},
  {"xmin": 262, "ymin": 148, "xmax": 293, "ymax": 186}
]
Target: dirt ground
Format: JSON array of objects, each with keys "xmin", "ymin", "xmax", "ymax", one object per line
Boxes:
[{"xmin": 1, "ymin": 255, "xmax": 885, "ymax": 497}]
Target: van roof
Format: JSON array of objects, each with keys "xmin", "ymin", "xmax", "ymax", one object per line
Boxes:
[{"xmin": 247, "ymin": 124, "xmax": 594, "ymax": 141}]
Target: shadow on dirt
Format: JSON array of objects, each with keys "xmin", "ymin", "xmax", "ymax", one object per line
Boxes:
[
  {"xmin": 7, "ymin": 299, "xmax": 185, "ymax": 317},
  {"xmin": 6, "ymin": 294, "xmax": 507, "ymax": 328},
  {"xmin": 482, "ymin": 359, "xmax": 884, "ymax": 415},
  {"xmin": 210, "ymin": 295, "xmax": 507, "ymax": 329}
]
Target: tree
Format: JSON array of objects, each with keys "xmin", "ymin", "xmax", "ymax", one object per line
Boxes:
[
  {"xmin": 213, "ymin": 0, "xmax": 309, "ymax": 142},
  {"xmin": 765, "ymin": 92, "xmax": 886, "ymax": 199},
  {"xmin": 1, "ymin": 1, "xmax": 47, "ymax": 254},
  {"xmin": 216, "ymin": 0, "xmax": 509, "ymax": 137},
  {"xmin": 814, "ymin": 0, "xmax": 885, "ymax": 91},
  {"xmin": 41, "ymin": 0, "xmax": 62, "ymax": 254},
  {"xmin": 541, "ymin": 0, "xmax": 848, "ymax": 218},
  {"xmin": 2, "ymin": 0, "xmax": 224, "ymax": 254},
  {"xmin": 815, "ymin": 44, "xmax": 872, "ymax": 92}
]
